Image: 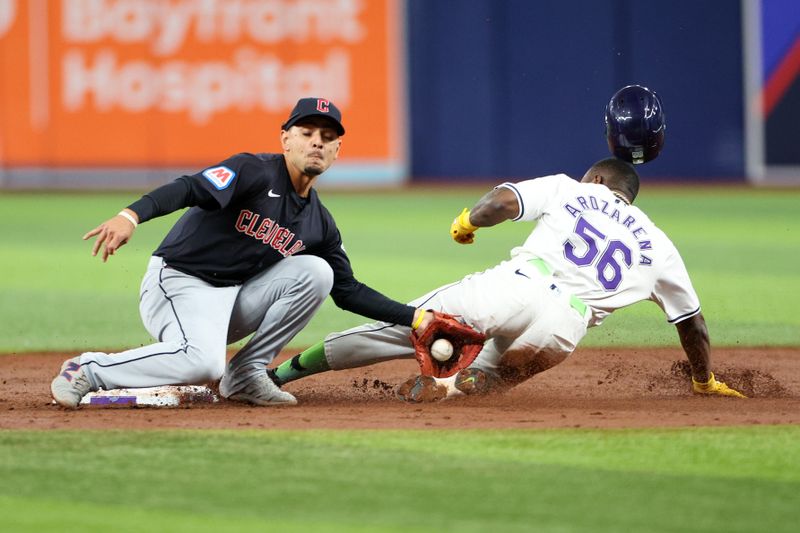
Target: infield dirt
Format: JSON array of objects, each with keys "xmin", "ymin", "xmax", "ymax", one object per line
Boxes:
[{"xmin": 1, "ymin": 348, "xmax": 798, "ymax": 430}]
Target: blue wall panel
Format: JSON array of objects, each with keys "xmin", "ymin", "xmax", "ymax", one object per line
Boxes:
[
  {"xmin": 408, "ymin": 0, "xmax": 499, "ymax": 178},
  {"xmin": 625, "ymin": 1, "xmax": 744, "ymax": 178},
  {"xmin": 407, "ymin": 0, "xmax": 744, "ymax": 181}
]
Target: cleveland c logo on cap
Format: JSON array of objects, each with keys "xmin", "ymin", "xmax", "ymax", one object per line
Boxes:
[{"xmin": 316, "ymin": 99, "xmax": 330, "ymax": 113}]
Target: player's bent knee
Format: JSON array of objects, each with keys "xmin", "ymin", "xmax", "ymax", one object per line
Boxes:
[
  {"xmin": 183, "ymin": 345, "xmax": 227, "ymax": 383},
  {"xmin": 189, "ymin": 359, "xmax": 226, "ymax": 383},
  {"xmin": 294, "ymin": 256, "xmax": 334, "ymax": 296}
]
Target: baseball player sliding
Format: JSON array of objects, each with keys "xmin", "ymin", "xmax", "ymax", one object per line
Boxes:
[
  {"xmin": 50, "ymin": 97, "xmax": 440, "ymax": 408},
  {"xmin": 271, "ymin": 86, "xmax": 746, "ymax": 400}
]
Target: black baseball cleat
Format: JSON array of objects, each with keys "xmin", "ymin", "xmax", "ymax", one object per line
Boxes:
[{"xmin": 396, "ymin": 375, "xmax": 448, "ymax": 403}]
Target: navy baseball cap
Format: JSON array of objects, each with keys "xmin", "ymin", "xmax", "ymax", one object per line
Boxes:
[{"xmin": 282, "ymin": 97, "xmax": 345, "ymax": 136}]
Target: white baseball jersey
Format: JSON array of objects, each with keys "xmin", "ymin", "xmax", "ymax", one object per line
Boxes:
[{"xmin": 499, "ymin": 174, "xmax": 700, "ymax": 327}]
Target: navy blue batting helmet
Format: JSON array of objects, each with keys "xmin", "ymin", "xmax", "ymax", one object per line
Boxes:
[{"xmin": 605, "ymin": 85, "xmax": 665, "ymax": 164}]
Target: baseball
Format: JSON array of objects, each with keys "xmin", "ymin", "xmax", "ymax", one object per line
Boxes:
[{"xmin": 430, "ymin": 338, "xmax": 454, "ymax": 362}]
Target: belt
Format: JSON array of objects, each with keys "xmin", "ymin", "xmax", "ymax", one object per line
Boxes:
[{"xmin": 528, "ymin": 258, "xmax": 588, "ymax": 317}]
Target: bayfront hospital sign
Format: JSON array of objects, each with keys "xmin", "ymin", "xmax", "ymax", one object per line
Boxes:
[{"xmin": 0, "ymin": 0, "xmax": 406, "ymax": 187}]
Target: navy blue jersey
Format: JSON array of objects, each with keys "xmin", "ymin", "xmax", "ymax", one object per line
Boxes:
[{"xmin": 127, "ymin": 153, "xmax": 415, "ymax": 326}]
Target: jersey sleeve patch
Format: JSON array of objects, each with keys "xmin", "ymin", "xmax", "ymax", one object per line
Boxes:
[{"xmin": 202, "ymin": 166, "xmax": 237, "ymax": 190}]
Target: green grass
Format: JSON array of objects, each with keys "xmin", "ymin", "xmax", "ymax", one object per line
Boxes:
[
  {"xmin": 1, "ymin": 188, "xmax": 798, "ymax": 532},
  {"xmin": 1, "ymin": 427, "xmax": 798, "ymax": 532},
  {"xmin": 1, "ymin": 187, "xmax": 799, "ymax": 352}
]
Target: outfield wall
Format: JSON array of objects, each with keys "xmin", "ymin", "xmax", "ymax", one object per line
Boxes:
[
  {"xmin": 407, "ymin": 0, "xmax": 746, "ymax": 183},
  {"xmin": 1, "ymin": 0, "xmax": 798, "ymax": 188},
  {"xmin": 0, "ymin": 0, "xmax": 407, "ymax": 188}
]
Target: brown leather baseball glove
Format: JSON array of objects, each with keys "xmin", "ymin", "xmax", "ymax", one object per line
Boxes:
[{"xmin": 409, "ymin": 312, "xmax": 486, "ymax": 378}]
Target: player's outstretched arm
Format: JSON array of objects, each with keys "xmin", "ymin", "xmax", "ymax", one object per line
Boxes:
[
  {"xmin": 274, "ymin": 311, "xmax": 434, "ymax": 386},
  {"xmin": 450, "ymin": 187, "xmax": 520, "ymax": 244},
  {"xmin": 82, "ymin": 208, "xmax": 139, "ymax": 262},
  {"xmin": 675, "ymin": 313, "xmax": 746, "ymax": 398}
]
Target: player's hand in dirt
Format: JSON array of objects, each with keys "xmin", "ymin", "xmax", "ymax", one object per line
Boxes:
[
  {"xmin": 450, "ymin": 208, "xmax": 478, "ymax": 244},
  {"xmin": 83, "ymin": 210, "xmax": 138, "ymax": 262},
  {"xmin": 692, "ymin": 372, "xmax": 746, "ymax": 398}
]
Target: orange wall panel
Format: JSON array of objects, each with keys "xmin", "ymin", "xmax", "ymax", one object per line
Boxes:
[{"xmin": 0, "ymin": 0, "xmax": 403, "ymax": 168}]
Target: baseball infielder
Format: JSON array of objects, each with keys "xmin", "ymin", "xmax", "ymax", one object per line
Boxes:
[
  {"xmin": 51, "ymin": 98, "xmax": 436, "ymax": 408},
  {"xmin": 271, "ymin": 88, "xmax": 744, "ymax": 400}
]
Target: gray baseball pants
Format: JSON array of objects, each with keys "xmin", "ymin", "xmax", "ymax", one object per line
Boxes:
[{"xmin": 78, "ymin": 255, "xmax": 332, "ymax": 392}]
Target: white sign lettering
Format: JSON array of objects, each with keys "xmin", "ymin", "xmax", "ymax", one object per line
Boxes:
[
  {"xmin": 62, "ymin": 0, "xmax": 365, "ymax": 55},
  {"xmin": 62, "ymin": 48, "xmax": 351, "ymax": 123}
]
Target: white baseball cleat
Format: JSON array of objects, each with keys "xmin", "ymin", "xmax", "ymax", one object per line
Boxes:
[
  {"xmin": 396, "ymin": 375, "xmax": 451, "ymax": 403},
  {"xmin": 51, "ymin": 357, "xmax": 93, "ymax": 408},
  {"xmin": 396, "ymin": 368, "xmax": 499, "ymax": 403},
  {"xmin": 221, "ymin": 371, "xmax": 297, "ymax": 406},
  {"xmin": 453, "ymin": 368, "xmax": 492, "ymax": 395}
]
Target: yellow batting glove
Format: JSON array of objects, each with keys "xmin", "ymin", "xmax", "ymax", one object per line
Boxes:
[
  {"xmin": 450, "ymin": 208, "xmax": 479, "ymax": 244},
  {"xmin": 692, "ymin": 372, "xmax": 747, "ymax": 398}
]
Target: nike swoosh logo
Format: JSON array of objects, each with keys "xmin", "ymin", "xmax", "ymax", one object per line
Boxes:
[
  {"xmin": 268, "ymin": 189, "xmax": 281, "ymax": 198},
  {"xmin": 514, "ymin": 269, "xmax": 529, "ymax": 279}
]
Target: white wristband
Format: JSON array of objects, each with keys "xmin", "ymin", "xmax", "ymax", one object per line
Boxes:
[{"xmin": 118, "ymin": 210, "xmax": 138, "ymax": 228}]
